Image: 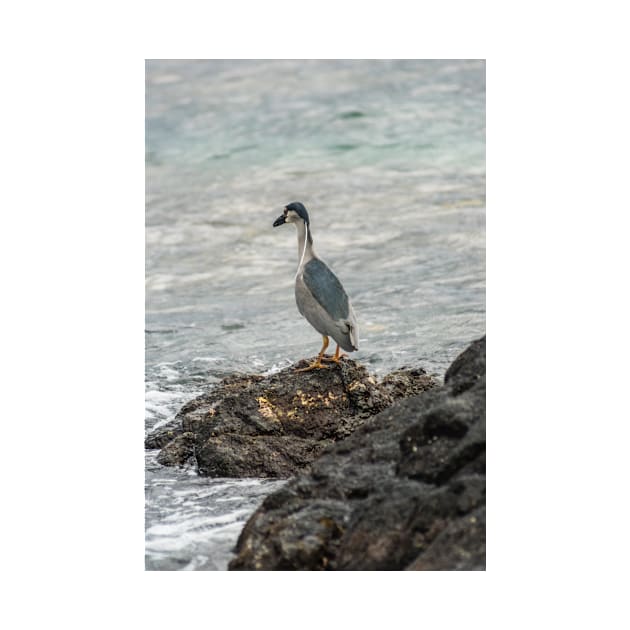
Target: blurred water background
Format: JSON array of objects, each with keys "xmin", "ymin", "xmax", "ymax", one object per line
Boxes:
[{"xmin": 145, "ymin": 59, "xmax": 485, "ymax": 570}]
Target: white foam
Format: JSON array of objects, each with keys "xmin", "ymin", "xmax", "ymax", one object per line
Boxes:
[
  {"xmin": 262, "ymin": 359, "xmax": 293, "ymax": 376},
  {"xmin": 145, "ymin": 389, "xmax": 184, "ymax": 404}
]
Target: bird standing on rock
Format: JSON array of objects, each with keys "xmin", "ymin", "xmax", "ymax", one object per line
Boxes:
[{"xmin": 273, "ymin": 202, "xmax": 359, "ymax": 371}]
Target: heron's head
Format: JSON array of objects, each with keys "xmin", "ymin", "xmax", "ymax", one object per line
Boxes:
[{"xmin": 273, "ymin": 202, "xmax": 310, "ymax": 227}]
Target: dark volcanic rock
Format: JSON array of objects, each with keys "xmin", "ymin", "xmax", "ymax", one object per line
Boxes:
[
  {"xmin": 156, "ymin": 432, "xmax": 195, "ymax": 467},
  {"xmin": 228, "ymin": 336, "xmax": 486, "ymax": 571},
  {"xmin": 145, "ymin": 357, "xmax": 438, "ymax": 478},
  {"xmin": 144, "ymin": 418, "xmax": 183, "ymax": 450}
]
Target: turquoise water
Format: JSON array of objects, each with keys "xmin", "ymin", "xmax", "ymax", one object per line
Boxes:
[{"xmin": 145, "ymin": 59, "xmax": 485, "ymax": 570}]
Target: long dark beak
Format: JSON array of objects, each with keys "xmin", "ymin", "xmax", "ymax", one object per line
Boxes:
[{"xmin": 273, "ymin": 214, "xmax": 286, "ymax": 227}]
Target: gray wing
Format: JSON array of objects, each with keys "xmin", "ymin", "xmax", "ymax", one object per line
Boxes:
[{"xmin": 302, "ymin": 258, "xmax": 350, "ymax": 322}]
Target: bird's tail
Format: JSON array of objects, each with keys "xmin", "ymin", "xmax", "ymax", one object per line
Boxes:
[{"xmin": 348, "ymin": 321, "xmax": 359, "ymax": 351}]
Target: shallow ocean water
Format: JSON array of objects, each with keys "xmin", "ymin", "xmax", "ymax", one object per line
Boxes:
[{"xmin": 145, "ymin": 59, "xmax": 485, "ymax": 570}]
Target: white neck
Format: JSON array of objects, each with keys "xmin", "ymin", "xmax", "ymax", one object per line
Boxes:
[{"xmin": 295, "ymin": 220, "xmax": 316, "ymax": 270}]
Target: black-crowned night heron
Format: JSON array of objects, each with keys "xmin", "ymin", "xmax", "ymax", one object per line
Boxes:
[{"xmin": 273, "ymin": 202, "xmax": 359, "ymax": 371}]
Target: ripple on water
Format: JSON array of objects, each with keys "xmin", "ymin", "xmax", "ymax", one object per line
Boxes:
[{"xmin": 145, "ymin": 452, "xmax": 285, "ymax": 571}]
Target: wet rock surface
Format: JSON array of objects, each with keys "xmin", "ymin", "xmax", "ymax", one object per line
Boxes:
[
  {"xmin": 145, "ymin": 357, "xmax": 438, "ymax": 478},
  {"xmin": 228, "ymin": 337, "xmax": 486, "ymax": 571}
]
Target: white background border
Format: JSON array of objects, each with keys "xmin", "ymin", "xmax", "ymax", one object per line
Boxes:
[{"xmin": 2, "ymin": 1, "xmax": 629, "ymax": 628}]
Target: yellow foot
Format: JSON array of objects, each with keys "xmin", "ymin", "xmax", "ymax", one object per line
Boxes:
[
  {"xmin": 295, "ymin": 359, "xmax": 329, "ymax": 372},
  {"xmin": 321, "ymin": 353, "xmax": 347, "ymax": 364},
  {"xmin": 321, "ymin": 344, "xmax": 347, "ymax": 364}
]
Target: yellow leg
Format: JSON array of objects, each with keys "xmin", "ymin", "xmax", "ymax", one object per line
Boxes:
[
  {"xmin": 296, "ymin": 335, "xmax": 330, "ymax": 372},
  {"xmin": 322, "ymin": 344, "xmax": 346, "ymax": 363}
]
